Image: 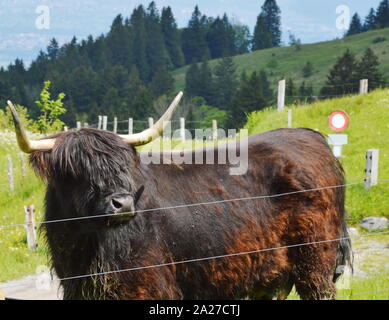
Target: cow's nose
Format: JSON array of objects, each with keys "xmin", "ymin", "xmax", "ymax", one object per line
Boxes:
[{"xmin": 110, "ymin": 196, "xmax": 134, "ymax": 214}]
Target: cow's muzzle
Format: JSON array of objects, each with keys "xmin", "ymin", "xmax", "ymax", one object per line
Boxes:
[{"xmin": 110, "ymin": 195, "xmax": 135, "ymax": 216}]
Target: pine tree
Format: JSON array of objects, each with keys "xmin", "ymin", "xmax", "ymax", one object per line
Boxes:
[
  {"xmin": 185, "ymin": 61, "xmax": 201, "ymax": 97},
  {"xmin": 253, "ymin": 0, "xmax": 281, "ymax": 50},
  {"xmin": 181, "ymin": 6, "xmax": 210, "ymax": 64},
  {"xmin": 197, "ymin": 61, "xmax": 214, "ymax": 103},
  {"xmin": 364, "ymin": 8, "xmax": 377, "ymax": 31},
  {"xmin": 356, "ymin": 48, "xmax": 385, "ymax": 91},
  {"xmin": 376, "ymin": 0, "xmax": 389, "ymax": 29},
  {"xmin": 231, "ymin": 22, "xmax": 251, "ymax": 54},
  {"xmin": 130, "ymin": 5, "xmax": 150, "ymax": 81},
  {"xmin": 285, "ymin": 78, "xmax": 298, "ymax": 105},
  {"xmin": 106, "ymin": 14, "xmax": 133, "ymax": 70},
  {"xmin": 346, "ymin": 13, "xmax": 363, "ymax": 36},
  {"xmin": 321, "ymin": 49, "xmax": 359, "ymax": 96},
  {"xmin": 230, "ymin": 71, "xmax": 268, "ymax": 128},
  {"xmin": 161, "ymin": 6, "xmax": 185, "ymax": 68},
  {"xmin": 150, "ymin": 66, "xmax": 174, "ymax": 97},
  {"xmin": 302, "ymin": 61, "xmax": 314, "ymax": 78},
  {"xmin": 252, "ymin": 14, "xmax": 272, "ymax": 50},
  {"xmin": 206, "ymin": 15, "xmax": 236, "ymax": 59},
  {"xmin": 298, "ymin": 82, "xmax": 314, "ymax": 104},
  {"xmin": 145, "ymin": 2, "xmax": 171, "ymax": 74},
  {"xmin": 47, "ymin": 38, "xmax": 60, "ymax": 60},
  {"xmin": 212, "ymin": 57, "xmax": 238, "ymax": 110},
  {"xmin": 259, "ymin": 70, "xmax": 273, "ymax": 102}
]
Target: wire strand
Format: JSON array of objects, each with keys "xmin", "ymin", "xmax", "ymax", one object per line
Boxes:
[
  {"xmin": 0, "ymin": 181, "xmax": 368, "ymax": 230},
  {"xmin": 1, "ymin": 230, "xmax": 388, "ymax": 291}
]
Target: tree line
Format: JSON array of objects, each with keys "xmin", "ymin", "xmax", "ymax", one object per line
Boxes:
[
  {"xmin": 0, "ymin": 1, "xmax": 283, "ymax": 128},
  {"xmin": 346, "ymin": 0, "xmax": 389, "ymax": 36}
]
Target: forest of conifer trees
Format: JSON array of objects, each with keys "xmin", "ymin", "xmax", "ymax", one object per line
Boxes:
[
  {"xmin": 0, "ymin": 1, "xmax": 284, "ymax": 128},
  {"xmin": 1, "ymin": 0, "xmax": 386, "ymax": 129}
]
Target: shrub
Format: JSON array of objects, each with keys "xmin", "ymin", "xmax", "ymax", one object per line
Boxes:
[
  {"xmin": 0, "ymin": 104, "xmax": 33, "ymax": 132},
  {"xmin": 372, "ymin": 37, "xmax": 386, "ymax": 44}
]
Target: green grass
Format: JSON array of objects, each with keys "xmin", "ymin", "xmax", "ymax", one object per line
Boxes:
[
  {"xmin": 173, "ymin": 28, "xmax": 389, "ymax": 92},
  {"xmin": 246, "ymin": 89, "xmax": 389, "ymax": 223},
  {"xmin": 0, "ymin": 132, "xmax": 47, "ymax": 282},
  {"xmin": 286, "ymin": 274, "xmax": 389, "ymax": 300}
]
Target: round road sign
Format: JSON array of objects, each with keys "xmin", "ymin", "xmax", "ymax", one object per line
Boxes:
[{"xmin": 328, "ymin": 110, "xmax": 349, "ymax": 132}]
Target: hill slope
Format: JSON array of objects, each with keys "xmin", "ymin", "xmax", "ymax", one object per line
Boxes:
[{"xmin": 173, "ymin": 28, "xmax": 389, "ymax": 92}]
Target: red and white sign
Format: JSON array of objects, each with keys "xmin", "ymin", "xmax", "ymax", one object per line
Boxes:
[{"xmin": 328, "ymin": 111, "xmax": 349, "ymax": 132}]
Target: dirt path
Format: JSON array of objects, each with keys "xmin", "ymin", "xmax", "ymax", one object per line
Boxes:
[{"xmin": 1, "ymin": 275, "xmax": 62, "ymax": 300}]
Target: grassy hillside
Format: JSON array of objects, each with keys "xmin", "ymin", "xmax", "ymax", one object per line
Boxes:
[
  {"xmin": 173, "ymin": 28, "xmax": 389, "ymax": 92},
  {"xmin": 246, "ymin": 89, "xmax": 389, "ymax": 222}
]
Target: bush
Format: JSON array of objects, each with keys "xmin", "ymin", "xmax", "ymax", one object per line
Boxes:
[
  {"xmin": 372, "ymin": 37, "xmax": 386, "ymax": 44},
  {"xmin": 0, "ymin": 104, "xmax": 34, "ymax": 132}
]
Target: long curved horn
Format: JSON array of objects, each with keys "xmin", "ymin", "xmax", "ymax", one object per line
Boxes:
[
  {"xmin": 119, "ymin": 91, "xmax": 183, "ymax": 146},
  {"xmin": 7, "ymin": 100, "xmax": 56, "ymax": 153}
]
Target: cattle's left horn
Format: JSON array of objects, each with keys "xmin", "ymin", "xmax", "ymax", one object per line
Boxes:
[
  {"xmin": 119, "ymin": 91, "xmax": 183, "ymax": 146},
  {"xmin": 7, "ymin": 100, "xmax": 56, "ymax": 153}
]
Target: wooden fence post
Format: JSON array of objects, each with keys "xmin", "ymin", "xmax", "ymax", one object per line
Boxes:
[
  {"xmin": 113, "ymin": 117, "xmax": 118, "ymax": 134},
  {"xmin": 212, "ymin": 120, "xmax": 218, "ymax": 141},
  {"xmin": 180, "ymin": 117, "xmax": 186, "ymax": 142},
  {"xmin": 84, "ymin": 122, "xmax": 89, "ymax": 128},
  {"xmin": 76, "ymin": 121, "xmax": 81, "ymax": 130},
  {"xmin": 288, "ymin": 109, "xmax": 292, "ymax": 128},
  {"xmin": 148, "ymin": 117, "xmax": 154, "ymax": 128},
  {"xmin": 128, "ymin": 118, "xmax": 133, "ymax": 134},
  {"xmin": 277, "ymin": 79, "xmax": 286, "ymax": 111},
  {"xmin": 359, "ymin": 79, "xmax": 368, "ymax": 94},
  {"xmin": 102, "ymin": 116, "xmax": 108, "ymax": 130},
  {"xmin": 63, "ymin": 126, "xmax": 68, "ymax": 132},
  {"xmin": 7, "ymin": 155, "xmax": 14, "ymax": 192},
  {"xmin": 19, "ymin": 152, "xmax": 26, "ymax": 178},
  {"xmin": 365, "ymin": 149, "xmax": 379, "ymax": 189},
  {"xmin": 24, "ymin": 205, "xmax": 37, "ymax": 251},
  {"xmin": 98, "ymin": 116, "xmax": 102, "ymax": 130}
]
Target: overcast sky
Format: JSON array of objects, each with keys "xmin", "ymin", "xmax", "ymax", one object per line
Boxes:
[{"xmin": 0, "ymin": 0, "xmax": 382, "ymax": 67}]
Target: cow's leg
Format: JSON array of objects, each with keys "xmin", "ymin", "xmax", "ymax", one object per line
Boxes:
[{"xmin": 292, "ymin": 242, "xmax": 337, "ymax": 300}]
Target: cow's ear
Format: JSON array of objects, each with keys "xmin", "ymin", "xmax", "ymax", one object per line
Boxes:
[
  {"xmin": 134, "ymin": 185, "xmax": 145, "ymax": 204},
  {"xmin": 29, "ymin": 151, "xmax": 52, "ymax": 182}
]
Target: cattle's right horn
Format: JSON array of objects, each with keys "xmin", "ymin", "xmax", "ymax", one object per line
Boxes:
[
  {"xmin": 119, "ymin": 91, "xmax": 183, "ymax": 146},
  {"xmin": 7, "ymin": 100, "xmax": 56, "ymax": 153}
]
